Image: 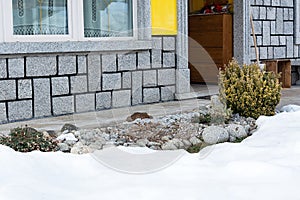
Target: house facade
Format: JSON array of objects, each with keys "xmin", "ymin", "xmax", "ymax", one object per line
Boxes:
[{"xmin": 0, "ymin": 0, "xmax": 299, "ymax": 124}]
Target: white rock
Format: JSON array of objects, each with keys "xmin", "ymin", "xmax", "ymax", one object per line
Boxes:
[
  {"xmin": 57, "ymin": 143, "xmax": 70, "ymax": 152},
  {"xmin": 136, "ymin": 139, "xmax": 149, "ymax": 147},
  {"xmin": 161, "ymin": 141, "xmax": 178, "ymax": 150},
  {"xmin": 57, "ymin": 133, "xmax": 78, "ymax": 142},
  {"xmin": 71, "ymin": 142, "xmax": 91, "ymax": 154},
  {"xmin": 189, "ymin": 136, "xmax": 202, "ymax": 146},
  {"xmin": 202, "ymin": 126, "xmax": 229, "ymax": 144},
  {"xmin": 226, "ymin": 124, "xmax": 247, "ymax": 139}
]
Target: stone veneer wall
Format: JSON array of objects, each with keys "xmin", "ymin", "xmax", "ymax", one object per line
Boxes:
[
  {"xmin": 250, "ymin": 0, "xmax": 300, "ymax": 84},
  {"xmin": 0, "ymin": 36, "xmax": 178, "ymax": 124}
]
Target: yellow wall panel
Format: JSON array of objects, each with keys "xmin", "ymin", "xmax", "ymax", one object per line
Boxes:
[{"xmin": 151, "ymin": 0, "xmax": 177, "ymax": 35}]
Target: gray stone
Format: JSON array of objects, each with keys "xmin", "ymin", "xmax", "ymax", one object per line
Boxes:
[
  {"xmin": 268, "ymin": 47, "xmax": 274, "ymax": 58},
  {"xmin": 281, "ymin": 0, "xmax": 293, "ymax": 7},
  {"xmin": 75, "ymin": 93, "xmax": 95, "ymax": 113},
  {"xmin": 289, "ymin": 8, "xmax": 293, "ymax": 20},
  {"xmin": 152, "ymin": 37, "xmax": 162, "ymax": 49},
  {"xmin": 102, "ymin": 73, "xmax": 122, "ymax": 90},
  {"xmin": 26, "ymin": 56, "xmax": 57, "ymax": 77},
  {"xmin": 274, "ymin": 47, "xmax": 286, "ymax": 58},
  {"xmin": 143, "ymin": 70, "xmax": 157, "ymax": 86},
  {"xmin": 138, "ymin": 51, "xmax": 151, "ymax": 69},
  {"xmin": 163, "ymin": 37, "xmax": 176, "ymax": 51},
  {"xmin": 161, "ymin": 142, "xmax": 177, "ymax": 150},
  {"xmin": 0, "ymin": 103, "xmax": 7, "ymax": 123},
  {"xmin": 266, "ymin": 7, "xmax": 276, "ymax": 20},
  {"xmin": 102, "ymin": 54, "xmax": 117, "ymax": 72},
  {"xmin": 71, "ymin": 142, "xmax": 91, "ymax": 154},
  {"xmin": 118, "ymin": 53, "xmax": 136, "ymax": 71},
  {"xmin": 58, "ymin": 55, "xmax": 76, "ymax": 75},
  {"xmin": 143, "ymin": 88, "xmax": 160, "ymax": 103},
  {"xmin": 226, "ymin": 124, "xmax": 247, "ymax": 139},
  {"xmin": 158, "ymin": 69, "xmax": 176, "ymax": 86},
  {"xmin": 87, "ymin": 54, "xmax": 101, "ymax": 92},
  {"xmin": 259, "ymin": 47, "xmax": 268, "ymax": 60},
  {"xmin": 51, "ymin": 77, "xmax": 69, "ymax": 96},
  {"xmin": 252, "ymin": 6, "xmax": 260, "ymax": 19},
  {"xmin": 202, "ymin": 126, "xmax": 229, "ymax": 144},
  {"xmin": 136, "ymin": 139, "xmax": 149, "ymax": 147},
  {"xmin": 163, "ymin": 52, "xmax": 176, "ymax": 68},
  {"xmin": 284, "ymin": 8, "xmax": 289, "ymax": 21},
  {"xmin": 271, "ymin": 36, "xmax": 279, "ymax": 46},
  {"xmin": 284, "ymin": 21, "xmax": 293, "ymax": 35},
  {"xmin": 132, "ymin": 71, "xmax": 143, "ymax": 105},
  {"xmin": 89, "ymin": 140, "xmax": 106, "ymax": 151},
  {"xmin": 272, "ymin": 0, "xmax": 280, "ymax": 6},
  {"xmin": 112, "ymin": 90, "xmax": 131, "ymax": 108},
  {"xmin": 8, "ymin": 100, "xmax": 32, "ymax": 121},
  {"xmin": 151, "ymin": 49, "xmax": 162, "ymax": 68},
  {"xmin": 161, "ymin": 86, "xmax": 175, "ymax": 101},
  {"xmin": 279, "ymin": 36, "xmax": 286, "ymax": 45},
  {"xmin": 276, "ymin": 9, "xmax": 284, "ymax": 34},
  {"xmin": 18, "ymin": 79, "xmax": 32, "ymax": 99},
  {"xmin": 34, "ymin": 79, "xmax": 51, "ymax": 117},
  {"xmin": 182, "ymin": 139, "xmax": 192, "ymax": 149},
  {"xmin": 287, "ymin": 36, "xmax": 294, "ymax": 58},
  {"xmin": 0, "ymin": 59, "xmax": 6, "ymax": 78},
  {"xmin": 0, "ymin": 80, "xmax": 16, "ymax": 101},
  {"xmin": 77, "ymin": 55, "xmax": 87, "ymax": 74},
  {"xmin": 176, "ymin": 69, "xmax": 190, "ymax": 94},
  {"xmin": 96, "ymin": 92, "xmax": 111, "ymax": 110},
  {"xmin": 61, "ymin": 123, "xmax": 78, "ymax": 132},
  {"xmin": 70, "ymin": 75, "xmax": 88, "ymax": 94},
  {"xmin": 262, "ymin": 21, "xmax": 271, "ymax": 45},
  {"xmin": 8, "ymin": 58, "xmax": 24, "ymax": 78},
  {"xmin": 122, "ymin": 72, "xmax": 131, "ymax": 89},
  {"xmin": 57, "ymin": 143, "xmax": 70, "ymax": 152},
  {"xmin": 189, "ymin": 136, "xmax": 202, "ymax": 146},
  {"xmin": 259, "ymin": 7, "xmax": 266, "ymax": 20},
  {"xmin": 53, "ymin": 96, "xmax": 74, "ymax": 115}
]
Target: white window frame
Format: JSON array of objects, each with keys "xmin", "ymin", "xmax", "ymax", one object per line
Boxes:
[
  {"xmin": 295, "ymin": 1, "xmax": 300, "ymax": 44},
  {"xmin": 0, "ymin": 0, "xmax": 137, "ymax": 43}
]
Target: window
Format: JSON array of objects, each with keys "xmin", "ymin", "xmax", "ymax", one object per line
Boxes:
[
  {"xmin": 83, "ymin": 0, "xmax": 133, "ymax": 37},
  {"xmin": 295, "ymin": 1, "xmax": 300, "ymax": 44},
  {"xmin": 0, "ymin": 0, "xmax": 136, "ymax": 42},
  {"xmin": 12, "ymin": 0, "xmax": 68, "ymax": 35}
]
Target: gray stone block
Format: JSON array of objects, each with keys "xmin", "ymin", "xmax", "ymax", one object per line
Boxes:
[
  {"xmin": 71, "ymin": 75, "xmax": 88, "ymax": 94},
  {"xmin": 152, "ymin": 49, "xmax": 162, "ymax": 68},
  {"xmin": 52, "ymin": 96, "xmax": 74, "ymax": 115},
  {"xmin": 33, "ymin": 79, "xmax": 51, "ymax": 117},
  {"xmin": 262, "ymin": 21, "xmax": 271, "ymax": 46},
  {"xmin": 18, "ymin": 79, "xmax": 32, "ymax": 99},
  {"xmin": 96, "ymin": 92, "xmax": 111, "ymax": 110},
  {"xmin": 271, "ymin": 36, "xmax": 279, "ymax": 46},
  {"xmin": 0, "ymin": 80, "xmax": 16, "ymax": 101},
  {"xmin": 161, "ymin": 86, "xmax": 175, "ymax": 101},
  {"xmin": 138, "ymin": 51, "xmax": 151, "ymax": 69},
  {"xmin": 26, "ymin": 56, "xmax": 57, "ymax": 77},
  {"xmin": 163, "ymin": 52, "xmax": 176, "ymax": 68},
  {"xmin": 8, "ymin": 100, "xmax": 32, "ymax": 121},
  {"xmin": 158, "ymin": 69, "xmax": 176, "ymax": 86},
  {"xmin": 259, "ymin": 47, "xmax": 268, "ymax": 60},
  {"xmin": 122, "ymin": 72, "xmax": 131, "ymax": 89},
  {"xmin": 255, "ymin": 0, "xmax": 263, "ymax": 5},
  {"xmin": 280, "ymin": 36, "xmax": 286, "ymax": 45},
  {"xmin": 281, "ymin": 0, "xmax": 292, "ymax": 7},
  {"xmin": 253, "ymin": 21, "xmax": 262, "ymax": 35},
  {"xmin": 252, "ymin": 6, "xmax": 260, "ymax": 19},
  {"xmin": 102, "ymin": 54, "xmax": 117, "ymax": 72},
  {"xmin": 0, "ymin": 103, "xmax": 7, "ymax": 123},
  {"xmin": 58, "ymin": 55, "xmax": 76, "ymax": 75},
  {"xmin": 287, "ymin": 36, "xmax": 294, "ymax": 58},
  {"xmin": 263, "ymin": 0, "xmax": 271, "ymax": 5},
  {"xmin": 77, "ymin": 55, "xmax": 87, "ymax": 74},
  {"xmin": 87, "ymin": 54, "xmax": 101, "ymax": 92},
  {"xmin": 163, "ymin": 37, "xmax": 176, "ymax": 51},
  {"xmin": 266, "ymin": 7, "xmax": 276, "ymax": 20},
  {"xmin": 284, "ymin": 22, "xmax": 293, "ymax": 34},
  {"xmin": 289, "ymin": 8, "xmax": 293, "ymax": 20},
  {"xmin": 75, "ymin": 93, "xmax": 95, "ymax": 113},
  {"xmin": 8, "ymin": 58, "xmax": 24, "ymax": 78},
  {"xmin": 152, "ymin": 37, "xmax": 162, "ymax": 49},
  {"xmin": 52, "ymin": 77, "xmax": 69, "ymax": 96},
  {"xmin": 143, "ymin": 88, "xmax": 160, "ymax": 103},
  {"xmin": 176, "ymin": 69, "xmax": 190, "ymax": 94},
  {"xmin": 268, "ymin": 47, "xmax": 274, "ymax": 58},
  {"xmin": 271, "ymin": 21, "xmax": 276, "ymax": 35},
  {"xmin": 276, "ymin": 9, "xmax": 284, "ymax": 34},
  {"xmin": 0, "ymin": 59, "xmax": 6, "ymax": 78},
  {"xmin": 284, "ymin": 8, "xmax": 289, "ymax": 21},
  {"xmin": 132, "ymin": 71, "xmax": 142, "ymax": 105},
  {"xmin": 294, "ymin": 45, "xmax": 299, "ymax": 58},
  {"xmin": 274, "ymin": 47, "xmax": 286, "ymax": 58},
  {"xmin": 102, "ymin": 73, "xmax": 122, "ymax": 90},
  {"xmin": 272, "ymin": 0, "xmax": 281, "ymax": 6},
  {"xmin": 112, "ymin": 90, "xmax": 131, "ymax": 108},
  {"xmin": 118, "ymin": 53, "xmax": 136, "ymax": 71},
  {"xmin": 143, "ymin": 70, "xmax": 157, "ymax": 87}
]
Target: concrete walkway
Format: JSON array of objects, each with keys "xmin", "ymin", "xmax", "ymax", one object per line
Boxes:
[{"xmin": 0, "ymin": 85, "xmax": 299, "ymax": 134}]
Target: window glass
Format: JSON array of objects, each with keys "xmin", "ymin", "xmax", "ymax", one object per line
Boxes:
[
  {"xmin": 12, "ymin": 0, "xmax": 68, "ymax": 35},
  {"xmin": 83, "ymin": 0, "xmax": 133, "ymax": 37}
]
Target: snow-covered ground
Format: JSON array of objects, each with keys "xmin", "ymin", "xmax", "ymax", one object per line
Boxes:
[{"xmin": 1, "ymin": 106, "xmax": 300, "ymax": 200}]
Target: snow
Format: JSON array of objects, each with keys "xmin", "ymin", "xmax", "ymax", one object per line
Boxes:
[{"xmin": 1, "ymin": 110, "xmax": 300, "ymax": 200}]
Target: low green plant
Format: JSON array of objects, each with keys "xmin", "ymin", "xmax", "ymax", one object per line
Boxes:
[
  {"xmin": 0, "ymin": 126, "xmax": 57, "ymax": 152},
  {"xmin": 219, "ymin": 60, "xmax": 281, "ymax": 119}
]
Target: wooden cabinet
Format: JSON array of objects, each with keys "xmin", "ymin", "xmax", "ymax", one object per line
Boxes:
[{"xmin": 188, "ymin": 14, "xmax": 233, "ymax": 83}]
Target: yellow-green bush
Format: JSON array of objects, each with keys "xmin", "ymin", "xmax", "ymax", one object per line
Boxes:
[{"xmin": 219, "ymin": 60, "xmax": 281, "ymax": 119}]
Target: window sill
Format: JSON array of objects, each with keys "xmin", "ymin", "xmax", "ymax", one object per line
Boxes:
[{"xmin": 0, "ymin": 40, "xmax": 152, "ymax": 55}]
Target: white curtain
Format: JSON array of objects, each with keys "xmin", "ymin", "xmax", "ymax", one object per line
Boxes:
[
  {"xmin": 84, "ymin": 0, "xmax": 133, "ymax": 37},
  {"xmin": 13, "ymin": 0, "xmax": 68, "ymax": 35}
]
